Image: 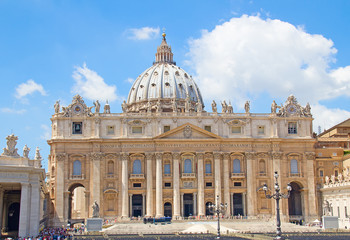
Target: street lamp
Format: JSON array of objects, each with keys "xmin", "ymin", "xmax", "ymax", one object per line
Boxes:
[
  {"xmin": 262, "ymin": 171, "xmax": 292, "ymax": 240},
  {"xmin": 208, "ymin": 195, "xmax": 228, "ymax": 239}
]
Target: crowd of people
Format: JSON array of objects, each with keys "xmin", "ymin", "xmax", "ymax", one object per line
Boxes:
[{"xmin": 6, "ymin": 226, "xmax": 85, "ymax": 240}]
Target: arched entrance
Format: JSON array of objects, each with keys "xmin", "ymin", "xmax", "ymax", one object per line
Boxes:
[
  {"xmin": 206, "ymin": 202, "xmax": 213, "ymax": 216},
  {"xmin": 7, "ymin": 202, "xmax": 20, "ymax": 231},
  {"xmin": 68, "ymin": 183, "xmax": 86, "ymax": 220},
  {"xmin": 288, "ymin": 182, "xmax": 302, "ymax": 218},
  {"xmin": 164, "ymin": 202, "xmax": 172, "ymax": 217}
]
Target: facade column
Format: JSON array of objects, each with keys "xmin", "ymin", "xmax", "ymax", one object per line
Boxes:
[
  {"xmin": 129, "ymin": 194, "xmax": 133, "ymax": 217},
  {"xmin": 55, "ymin": 153, "xmax": 66, "ymax": 224},
  {"xmin": 305, "ymin": 152, "xmax": 317, "ymax": 220},
  {"xmin": 29, "ymin": 183, "xmax": 40, "ymax": 237},
  {"xmin": 94, "ymin": 118, "xmax": 101, "ymax": 137},
  {"xmin": 173, "ymin": 153, "xmax": 181, "ymax": 218},
  {"xmin": 18, "ymin": 183, "xmax": 30, "ymax": 237},
  {"xmin": 155, "ymin": 152, "xmax": 163, "ymax": 217},
  {"xmin": 90, "ymin": 152, "xmax": 102, "ymax": 218},
  {"xmin": 246, "ymin": 152, "xmax": 257, "ymax": 217},
  {"xmin": 0, "ymin": 186, "xmax": 4, "ymax": 233},
  {"xmin": 193, "ymin": 192, "xmax": 197, "ymax": 216},
  {"xmin": 84, "ymin": 191, "xmax": 90, "ymax": 218},
  {"xmin": 272, "ymin": 152, "xmax": 283, "ymax": 217},
  {"xmin": 181, "ymin": 193, "xmax": 184, "ymax": 217},
  {"xmin": 223, "ymin": 153, "xmax": 231, "ymax": 216},
  {"xmin": 230, "ymin": 193, "xmax": 234, "ymax": 216},
  {"xmin": 145, "ymin": 153, "xmax": 154, "ymax": 217},
  {"xmin": 121, "ymin": 153, "xmax": 129, "ymax": 218},
  {"xmin": 197, "ymin": 153, "xmax": 205, "ymax": 217},
  {"xmin": 243, "ymin": 192, "xmax": 247, "ymax": 216},
  {"xmin": 214, "ymin": 152, "xmax": 222, "ymax": 204},
  {"xmin": 63, "ymin": 191, "xmax": 70, "ymax": 221},
  {"xmin": 142, "ymin": 193, "xmax": 146, "ymax": 217}
]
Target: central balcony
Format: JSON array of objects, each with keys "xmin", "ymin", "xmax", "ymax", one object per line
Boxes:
[
  {"xmin": 181, "ymin": 173, "xmax": 196, "ymax": 179},
  {"xmin": 129, "ymin": 174, "xmax": 145, "ymax": 180},
  {"xmin": 231, "ymin": 173, "xmax": 245, "ymax": 179}
]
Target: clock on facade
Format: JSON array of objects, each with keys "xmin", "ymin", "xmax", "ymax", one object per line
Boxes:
[{"xmin": 287, "ymin": 104, "xmax": 297, "ymax": 114}]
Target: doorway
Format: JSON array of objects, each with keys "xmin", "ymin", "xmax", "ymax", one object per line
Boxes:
[
  {"xmin": 288, "ymin": 182, "xmax": 302, "ymax": 216},
  {"xmin": 132, "ymin": 194, "xmax": 143, "ymax": 217},
  {"xmin": 7, "ymin": 202, "xmax": 20, "ymax": 231},
  {"xmin": 233, "ymin": 193, "xmax": 244, "ymax": 216},
  {"xmin": 164, "ymin": 202, "xmax": 172, "ymax": 217},
  {"xmin": 183, "ymin": 194, "xmax": 193, "ymax": 217}
]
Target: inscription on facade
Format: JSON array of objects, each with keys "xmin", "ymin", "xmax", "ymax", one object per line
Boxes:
[
  {"xmin": 99, "ymin": 143, "xmax": 279, "ymax": 149},
  {"xmin": 0, "ymin": 172, "xmax": 28, "ymax": 179}
]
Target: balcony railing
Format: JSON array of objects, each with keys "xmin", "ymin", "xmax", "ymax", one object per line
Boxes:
[
  {"xmin": 231, "ymin": 173, "xmax": 245, "ymax": 179},
  {"xmin": 106, "ymin": 174, "xmax": 115, "ymax": 178},
  {"xmin": 205, "ymin": 173, "xmax": 213, "ymax": 177},
  {"xmin": 70, "ymin": 174, "xmax": 85, "ymax": 180},
  {"xmin": 129, "ymin": 174, "xmax": 145, "ymax": 179},
  {"xmin": 163, "ymin": 173, "xmax": 172, "ymax": 177},
  {"xmin": 258, "ymin": 172, "xmax": 267, "ymax": 177},
  {"xmin": 181, "ymin": 173, "xmax": 196, "ymax": 179},
  {"xmin": 289, "ymin": 172, "xmax": 303, "ymax": 178}
]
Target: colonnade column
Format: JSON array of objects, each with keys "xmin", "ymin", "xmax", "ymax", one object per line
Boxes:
[
  {"xmin": 145, "ymin": 153, "xmax": 154, "ymax": 217},
  {"xmin": 246, "ymin": 152, "xmax": 256, "ymax": 217},
  {"xmin": 155, "ymin": 152, "xmax": 163, "ymax": 217},
  {"xmin": 223, "ymin": 153, "xmax": 231, "ymax": 216},
  {"xmin": 214, "ymin": 152, "xmax": 222, "ymax": 204},
  {"xmin": 121, "ymin": 153, "xmax": 129, "ymax": 218},
  {"xmin": 0, "ymin": 186, "xmax": 4, "ymax": 232},
  {"xmin": 197, "ymin": 153, "xmax": 205, "ymax": 217},
  {"xmin": 173, "ymin": 153, "xmax": 181, "ymax": 218},
  {"xmin": 18, "ymin": 182, "xmax": 30, "ymax": 237},
  {"xmin": 29, "ymin": 183, "xmax": 40, "ymax": 237}
]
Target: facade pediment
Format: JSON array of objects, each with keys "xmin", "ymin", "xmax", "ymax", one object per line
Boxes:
[{"xmin": 154, "ymin": 123, "xmax": 222, "ymax": 140}]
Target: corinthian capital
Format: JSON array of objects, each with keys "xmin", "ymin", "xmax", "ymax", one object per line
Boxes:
[
  {"xmin": 271, "ymin": 151, "xmax": 283, "ymax": 160},
  {"xmin": 56, "ymin": 153, "xmax": 66, "ymax": 161},
  {"xmin": 90, "ymin": 152, "xmax": 103, "ymax": 161},
  {"xmin": 196, "ymin": 152, "xmax": 204, "ymax": 161},
  {"xmin": 155, "ymin": 152, "xmax": 163, "ymax": 161},
  {"xmin": 121, "ymin": 152, "xmax": 129, "ymax": 161},
  {"xmin": 223, "ymin": 152, "xmax": 230, "ymax": 161},
  {"xmin": 245, "ymin": 152, "xmax": 256, "ymax": 160},
  {"xmin": 305, "ymin": 152, "xmax": 315, "ymax": 160},
  {"xmin": 172, "ymin": 152, "xmax": 180, "ymax": 160},
  {"xmin": 213, "ymin": 152, "xmax": 222, "ymax": 159},
  {"xmin": 145, "ymin": 152, "xmax": 154, "ymax": 160}
]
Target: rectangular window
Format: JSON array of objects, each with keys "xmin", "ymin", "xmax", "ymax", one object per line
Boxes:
[
  {"xmin": 232, "ymin": 126, "xmax": 241, "ymax": 134},
  {"xmin": 204, "ymin": 126, "xmax": 211, "ymax": 132},
  {"xmin": 332, "ymin": 152, "xmax": 337, "ymax": 156},
  {"xmin": 73, "ymin": 122, "xmax": 82, "ymax": 134},
  {"xmin": 164, "ymin": 164, "xmax": 171, "ymax": 174},
  {"xmin": 234, "ymin": 182, "xmax": 242, "ymax": 186},
  {"xmin": 288, "ymin": 122, "xmax": 297, "ymax": 134},
  {"xmin": 133, "ymin": 183, "xmax": 141, "ymax": 188},
  {"xmin": 164, "ymin": 125, "xmax": 171, "ymax": 133},
  {"xmin": 206, "ymin": 182, "xmax": 212, "ymax": 187},
  {"xmin": 335, "ymin": 170, "xmax": 339, "ymax": 177},
  {"xmin": 258, "ymin": 126, "xmax": 265, "ymax": 135},
  {"xmin": 319, "ymin": 170, "xmax": 324, "ymax": 177},
  {"xmin": 132, "ymin": 126, "xmax": 143, "ymax": 134},
  {"xmin": 107, "ymin": 126, "xmax": 115, "ymax": 135},
  {"xmin": 164, "ymin": 182, "xmax": 171, "ymax": 187}
]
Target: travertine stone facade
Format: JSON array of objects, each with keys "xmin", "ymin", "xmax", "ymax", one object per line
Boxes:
[{"xmin": 47, "ymin": 35, "xmax": 319, "ymax": 227}]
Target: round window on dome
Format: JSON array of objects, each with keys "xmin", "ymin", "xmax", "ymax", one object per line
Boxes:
[
  {"xmin": 151, "ymin": 83, "xmax": 156, "ymax": 87},
  {"xmin": 165, "ymin": 71, "xmax": 169, "ymax": 75},
  {"xmin": 175, "ymin": 71, "xmax": 180, "ymax": 76},
  {"xmin": 184, "ymin": 73, "xmax": 188, "ymax": 78},
  {"xmin": 165, "ymin": 82, "xmax": 170, "ymax": 87},
  {"xmin": 140, "ymin": 85, "xmax": 144, "ymax": 88}
]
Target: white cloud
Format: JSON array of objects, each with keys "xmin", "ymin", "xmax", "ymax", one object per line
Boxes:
[
  {"xmin": 126, "ymin": 27, "xmax": 160, "ymax": 40},
  {"xmin": 0, "ymin": 108, "xmax": 26, "ymax": 114},
  {"xmin": 15, "ymin": 79, "xmax": 47, "ymax": 99},
  {"xmin": 312, "ymin": 104, "xmax": 350, "ymax": 133},
  {"xmin": 126, "ymin": 78, "xmax": 134, "ymax": 84},
  {"xmin": 186, "ymin": 15, "xmax": 350, "ymax": 106},
  {"xmin": 71, "ymin": 63, "xmax": 117, "ymax": 102},
  {"xmin": 40, "ymin": 124, "xmax": 51, "ymax": 140}
]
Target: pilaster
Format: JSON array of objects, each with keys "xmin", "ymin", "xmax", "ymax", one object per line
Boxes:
[
  {"xmin": 18, "ymin": 183, "xmax": 30, "ymax": 237},
  {"xmin": 55, "ymin": 153, "xmax": 66, "ymax": 223},
  {"xmin": 173, "ymin": 153, "xmax": 181, "ymax": 218},
  {"xmin": 121, "ymin": 152, "xmax": 129, "ymax": 218},
  {"xmin": 29, "ymin": 183, "xmax": 40, "ymax": 237},
  {"xmin": 145, "ymin": 153, "xmax": 154, "ymax": 217},
  {"xmin": 214, "ymin": 152, "xmax": 222, "ymax": 204},
  {"xmin": 305, "ymin": 152, "xmax": 317, "ymax": 219},
  {"xmin": 155, "ymin": 152, "xmax": 163, "ymax": 217},
  {"xmin": 223, "ymin": 153, "xmax": 231, "ymax": 216},
  {"xmin": 246, "ymin": 152, "xmax": 256, "ymax": 216},
  {"xmin": 90, "ymin": 152, "xmax": 103, "ymax": 206}
]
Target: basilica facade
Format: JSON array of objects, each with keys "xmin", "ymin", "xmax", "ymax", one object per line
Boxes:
[{"xmin": 47, "ymin": 34, "xmax": 318, "ymax": 227}]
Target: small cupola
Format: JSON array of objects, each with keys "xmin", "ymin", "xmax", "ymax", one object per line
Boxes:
[{"xmin": 154, "ymin": 33, "xmax": 176, "ymax": 65}]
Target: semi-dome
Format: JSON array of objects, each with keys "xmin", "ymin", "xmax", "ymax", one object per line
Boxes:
[{"xmin": 125, "ymin": 33, "xmax": 204, "ymax": 113}]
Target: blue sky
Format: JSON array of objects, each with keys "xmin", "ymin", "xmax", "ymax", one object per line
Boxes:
[{"xmin": 1, "ymin": 0, "xmax": 350, "ymax": 170}]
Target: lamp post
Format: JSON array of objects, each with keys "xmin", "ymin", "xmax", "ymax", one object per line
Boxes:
[
  {"xmin": 208, "ymin": 195, "xmax": 228, "ymax": 239},
  {"xmin": 262, "ymin": 171, "xmax": 292, "ymax": 240}
]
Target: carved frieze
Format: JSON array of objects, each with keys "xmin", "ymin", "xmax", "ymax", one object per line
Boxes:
[{"xmin": 183, "ymin": 125, "xmax": 192, "ymax": 138}]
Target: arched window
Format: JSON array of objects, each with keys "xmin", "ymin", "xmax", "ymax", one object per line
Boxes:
[
  {"xmin": 205, "ymin": 161, "xmax": 212, "ymax": 174},
  {"xmin": 133, "ymin": 160, "xmax": 142, "ymax": 174},
  {"xmin": 233, "ymin": 159, "xmax": 241, "ymax": 173},
  {"xmin": 259, "ymin": 160, "xmax": 266, "ymax": 173},
  {"xmin": 107, "ymin": 160, "xmax": 114, "ymax": 174},
  {"xmin": 184, "ymin": 159, "xmax": 192, "ymax": 173},
  {"xmin": 290, "ymin": 159, "xmax": 298, "ymax": 174},
  {"xmin": 73, "ymin": 160, "xmax": 82, "ymax": 176}
]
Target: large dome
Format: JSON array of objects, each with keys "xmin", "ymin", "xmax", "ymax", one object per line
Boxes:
[{"xmin": 125, "ymin": 34, "xmax": 204, "ymax": 113}]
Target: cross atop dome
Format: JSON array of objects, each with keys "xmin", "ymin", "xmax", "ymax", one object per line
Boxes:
[{"xmin": 154, "ymin": 32, "xmax": 176, "ymax": 65}]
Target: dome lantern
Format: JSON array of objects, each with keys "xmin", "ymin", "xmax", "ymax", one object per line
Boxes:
[{"xmin": 154, "ymin": 32, "xmax": 175, "ymax": 65}]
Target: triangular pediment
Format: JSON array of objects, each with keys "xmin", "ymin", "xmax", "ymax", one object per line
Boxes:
[{"xmin": 154, "ymin": 123, "xmax": 222, "ymax": 140}]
